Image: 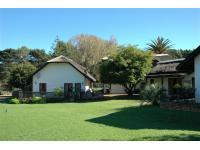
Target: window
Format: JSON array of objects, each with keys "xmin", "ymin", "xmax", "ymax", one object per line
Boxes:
[{"xmin": 39, "ymin": 83, "xmax": 46, "ymax": 93}]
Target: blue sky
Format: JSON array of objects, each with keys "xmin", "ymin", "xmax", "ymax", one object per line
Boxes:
[{"xmin": 0, "ymin": 8, "xmax": 200, "ymax": 52}]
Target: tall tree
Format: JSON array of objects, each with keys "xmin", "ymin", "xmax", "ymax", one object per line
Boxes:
[
  {"xmin": 99, "ymin": 45, "xmax": 153, "ymax": 95},
  {"xmin": 16, "ymin": 46, "xmax": 30, "ymax": 62},
  {"xmin": 69, "ymin": 34, "xmax": 117, "ymax": 77},
  {"xmin": 147, "ymin": 36, "xmax": 173, "ymax": 54},
  {"xmin": 0, "ymin": 47, "xmax": 50, "ymax": 89},
  {"xmin": 9, "ymin": 62, "xmax": 37, "ymax": 90},
  {"xmin": 29, "ymin": 49, "xmax": 51, "ymax": 67},
  {"xmin": 0, "ymin": 48, "xmax": 18, "ymax": 86},
  {"xmin": 167, "ymin": 49, "xmax": 192, "ymax": 59},
  {"xmin": 51, "ymin": 34, "xmax": 118, "ymax": 78}
]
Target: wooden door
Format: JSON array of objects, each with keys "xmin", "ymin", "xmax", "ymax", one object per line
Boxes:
[
  {"xmin": 39, "ymin": 83, "xmax": 46, "ymax": 94},
  {"xmin": 64, "ymin": 83, "xmax": 73, "ymax": 98}
]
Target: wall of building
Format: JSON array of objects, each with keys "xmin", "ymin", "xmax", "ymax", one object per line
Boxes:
[
  {"xmin": 32, "ymin": 63, "xmax": 86, "ymax": 92},
  {"xmin": 195, "ymin": 54, "xmax": 200, "ymax": 103},
  {"xmin": 146, "ymin": 74, "xmax": 194, "ymax": 96},
  {"xmin": 182, "ymin": 72, "xmax": 194, "ymax": 87},
  {"xmin": 110, "ymin": 84, "xmax": 126, "ymax": 94}
]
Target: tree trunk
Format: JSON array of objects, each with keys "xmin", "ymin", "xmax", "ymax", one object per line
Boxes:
[{"xmin": 123, "ymin": 83, "xmax": 135, "ymax": 96}]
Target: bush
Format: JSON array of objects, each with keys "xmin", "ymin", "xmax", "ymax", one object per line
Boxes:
[
  {"xmin": 141, "ymin": 84, "xmax": 167, "ymax": 105},
  {"xmin": 9, "ymin": 98, "xmax": 21, "ymax": 104},
  {"xmin": 21, "ymin": 98, "xmax": 32, "ymax": 104},
  {"xmin": 92, "ymin": 88, "xmax": 103, "ymax": 94},
  {"xmin": 0, "ymin": 87, "xmax": 3, "ymax": 95},
  {"xmin": 46, "ymin": 98, "xmax": 65, "ymax": 103},
  {"xmin": 53, "ymin": 87, "xmax": 64, "ymax": 97},
  {"xmin": 32, "ymin": 96, "xmax": 46, "ymax": 104}
]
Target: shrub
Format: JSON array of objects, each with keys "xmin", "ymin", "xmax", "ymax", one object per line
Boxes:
[
  {"xmin": 92, "ymin": 88, "xmax": 103, "ymax": 94},
  {"xmin": 21, "ymin": 98, "xmax": 32, "ymax": 104},
  {"xmin": 0, "ymin": 87, "xmax": 3, "ymax": 95},
  {"xmin": 32, "ymin": 96, "xmax": 46, "ymax": 104},
  {"xmin": 46, "ymin": 98, "xmax": 65, "ymax": 103},
  {"xmin": 53, "ymin": 87, "xmax": 64, "ymax": 97},
  {"xmin": 141, "ymin": 84, "xmax": 167, "ymax": 105},
  {"xmin": 9, "ymin": 98, "xmax": 21, "ymax": 104}
]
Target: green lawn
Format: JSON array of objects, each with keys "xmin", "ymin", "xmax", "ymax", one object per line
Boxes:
[{"xmin": 1, "ymin": 99, "xmax": 200, "ymax": 141}]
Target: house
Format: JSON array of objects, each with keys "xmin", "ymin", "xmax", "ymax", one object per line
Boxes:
[
  {"xmin": 146, "ymin": 58, "xmax": 194, "ymax": 96},
  {"xmin": 177, "ymin": 46, "xmax": 200, "ymax": 103},
  {"xmin": 32, "ymin": 55, "xmax": 96, "ymax": 97},
  {"xmin": 103, "ymin": 54, "xmax": 181, "ymax": 95}
]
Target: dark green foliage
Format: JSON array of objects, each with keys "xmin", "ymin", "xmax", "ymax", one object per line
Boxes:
[
  {"xmin": 0, "ymin": 47, "xmax": 51, "ymax": 89},
  {"xmin": 170, "ymin": 84, "xmax": 195, "ymax": 100},
  {"xmin": 45, "ymin": 98, "xmax": 65, "ymax": 103},
  {"xmin": 99, "ymin": 45, "xmax": 153, "ymax": 95},
  {"xmin": 9, "ymin": 62, "xmax": 37, "ymax": 90},
  {"xmin": 29, "ymin": 49, "xmax": 51, "ymax": 67}
]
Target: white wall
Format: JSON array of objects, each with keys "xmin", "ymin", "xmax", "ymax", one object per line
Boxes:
[
  {"xmin": 33, "ymin": 63, "xmax": 86, "ymax": 92},
  {"xmin": 108, "ymin": 83, "xmax": 142, "ymax": 94},
  {"xmin": 195, "ymin": 54, "xmax": 200, "ymax": 103},
  {"xmin": 110, "ymin": 84, "xmax": 126, "ymax": 94}
]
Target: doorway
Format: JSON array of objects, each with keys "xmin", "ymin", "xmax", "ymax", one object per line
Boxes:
[
  {"xmin": 64, "ymin": 83, "xmax": 73, "ymax": 98},
  {"xmin": 168, "ymin": 78, "xmax": 182, "ymax": 95}
]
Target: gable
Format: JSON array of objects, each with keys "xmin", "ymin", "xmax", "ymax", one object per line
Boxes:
[{"xmin": 33, "ymin": 63, "xmax": 85, "ymax": 83}]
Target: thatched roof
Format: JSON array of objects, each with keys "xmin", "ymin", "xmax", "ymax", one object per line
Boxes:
[
  {"xmin": 148, "ymin": 58, "xmax": 185, "ymax": 76},
  {"xmin": 33, "ymin": 55, "xmax": 96, "ymax": 82},
  {"xmin": 177, "ymin": 45, "xmax": 200, "ymax": 73}
]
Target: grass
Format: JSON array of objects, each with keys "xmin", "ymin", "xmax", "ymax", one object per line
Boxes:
[{"xmin": 1, "ymin": 99, "xmax": 200, "ymax": 141}]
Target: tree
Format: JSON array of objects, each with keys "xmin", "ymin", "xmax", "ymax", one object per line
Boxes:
[
  {"xmin": 29, "ymin": 49, "xmax": 51, "ymax": 67},
  {"xmin": 16, "ymin": 46, "xmax": 30, "ymax": 62},
  {"xmin": 0, "ymin": 48, "xmax": 18, "ymax": 86},
  {"xmin": 70, "ymin": 34, "xmax": 117, "ymax": 77},
  {"xmin": 51, "ymin": 36, "xmax": 76, "ymax": 58},
  {"xmin": 9, "ymin": 62, "xmax": 37, "ymax": 90},
  {"xmin": 99, "ymin": 45, "xmax": 153, "ymax": 95},
  {"xmin": 0, "ymin": 47, "xmax": 51, "ymax": 90},
  {"xmin": 0, "ymin": 48, "xmax": 18, "ymax": 63},
  {"xmin": 147, "ymin": 36, "xmax": 173, "ymax": 54},
  {"xmin": 51, "ymin": 34, "xmax": 118, "ymax": 78},
  {"xmin": 167, "ymin": 49, "xmax": 192, "ymax": 59}
]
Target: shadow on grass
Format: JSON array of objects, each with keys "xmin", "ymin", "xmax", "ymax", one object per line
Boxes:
[
  {"xmin": 67, "ymin": 95, "xmax": 141, "ymax": 103},
  {"xmin": 87, "ymin": 105, "xmax": 200, "ymax": 132},
  {"xmin": 104, "ymin": 94, "xmax": 141, "ymax": 100},
  {"xmin": 141, "ymin": 134, "xmax": 200, "ymax": 141}
]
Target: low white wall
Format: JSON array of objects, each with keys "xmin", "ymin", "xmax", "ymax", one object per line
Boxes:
[{"xmin": 110, "ymin": 84, "xmax": 126, "ymax": 94}]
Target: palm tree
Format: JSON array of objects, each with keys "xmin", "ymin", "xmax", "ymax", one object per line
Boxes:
[{"xmin": 147, "ymin": 36, "xmax": 173, "ymax": 54}]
